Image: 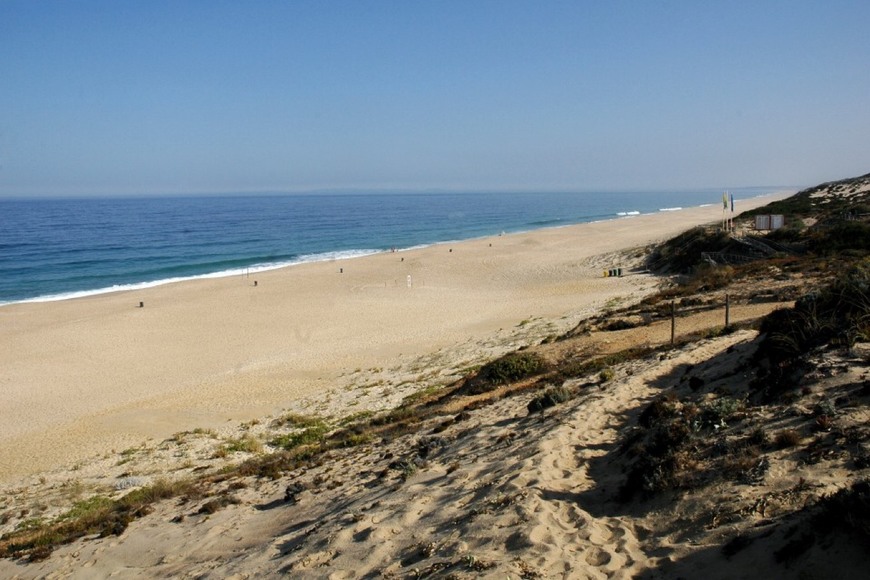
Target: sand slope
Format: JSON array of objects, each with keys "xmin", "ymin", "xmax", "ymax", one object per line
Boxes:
[{"xmin": 6, "ymin": 326, "xmax": 866, "ymax": 579}]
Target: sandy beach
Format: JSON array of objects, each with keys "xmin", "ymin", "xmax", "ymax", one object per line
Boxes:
[
  {"xmin": 0, "ymin": 194, "xmax": 790, "ymax": 483},
  {"xmin": 3, "ymin": 178, "xmax": 870, "ymax": 580}
]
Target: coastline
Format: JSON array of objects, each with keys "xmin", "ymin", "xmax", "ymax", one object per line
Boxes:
[
  {"xmin": 0, "ymin": 192, "xmax": 791, "ymax": 483},
  {"xmin": 0, "ymin": 192, "xmax": 786, "ymax": 308}
]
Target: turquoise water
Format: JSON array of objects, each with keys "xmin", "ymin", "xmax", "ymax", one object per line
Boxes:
[{"xmin": 0, "ymin": 189, "xmax": 774, "ymax": 304}]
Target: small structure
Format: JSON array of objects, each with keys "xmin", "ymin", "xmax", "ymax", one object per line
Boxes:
[{"xmin": 755, "ymin": 214, "xmax": 785, "ymax": 231}]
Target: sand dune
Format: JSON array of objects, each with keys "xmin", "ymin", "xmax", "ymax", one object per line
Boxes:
[{"xmin": 4, "ymin": 188, "xmax": 869, "ymax": 579}]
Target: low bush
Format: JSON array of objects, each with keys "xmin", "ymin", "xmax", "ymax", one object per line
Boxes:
[
  {"xmin": 269, "ymin": 422, "xmax": 329, "ymax": 451},
  {"xmin": 755, "ymin": 259, "xmax": 870, "ymax": 394},
  {"xmin": 648, "ymin": 227, "xmax": 731, "ymax": 273},
  {"xmin": 221, "ymin": 435, "xmax": 263, "ymax": 454},
  {"xmin": 601, "ymin": 319, "xmax": 637, "ymax": 331},
  {"xmin": 774, "ymin": 429, "xmax": 801, "ymax": 449},
  {"xmin": 699, "ymin": 397, "xmax": 742, "ymax": 430},
  {"xmin": 527, "ymin": 386, "xmax": 572, "ymax": 414},
  {"xmin": 810, "ymin": 222, "xmax": 870, "ymax": 254},
  {"xmin": 0, "ymin": 478, "xmax": 199, "ymax": 561},
  {"xmin": 465, "ymin": 352, "xmax": 548, "ymax": 394},
  {"xmin": 273, "ymin": 413, "xmax": 325, "ymax": 429}
]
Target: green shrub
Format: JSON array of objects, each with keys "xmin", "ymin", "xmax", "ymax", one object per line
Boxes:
[
  {"xmin": 527, "ymin": 386, "xmax": 572, "ymax": 414},
  {"xmin": 219, "ymin": 434, "xmax": 263, "ymax": 454},
  {"xmin": 466, "ymin": 352, "xmax": 548, "ymax": 394},
  {"xmin": 273, "ymin": 412, "xmax": 325, "ymax": 428},
  {"xmin": 269, "ymin": 422, "xmax": 329, "ymax": 451},
  {"xmin": 699, "ymin": 397, "xmax": 742, "ymax": 429}
]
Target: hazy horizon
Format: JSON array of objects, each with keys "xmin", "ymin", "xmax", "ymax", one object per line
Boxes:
[{"xmin": 2, "ymin": 1, "xmax": 868, "ymax": 197}]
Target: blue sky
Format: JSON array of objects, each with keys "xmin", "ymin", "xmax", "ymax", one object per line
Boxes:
[{"xmin": 1, "ymin": 1, "xmax": 868, "ymax": 196}]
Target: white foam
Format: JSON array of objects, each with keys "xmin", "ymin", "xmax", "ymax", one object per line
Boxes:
[{"xmin": 0, "ymin": 248, "xmax": 382, "ymax": 306}]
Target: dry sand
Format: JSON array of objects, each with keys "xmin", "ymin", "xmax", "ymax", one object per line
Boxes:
[{"xmin": 0, "ymin": 193, "xmax": 790, "ymax": 483}]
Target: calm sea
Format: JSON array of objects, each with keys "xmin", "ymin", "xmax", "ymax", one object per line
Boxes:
[{"xmin": 0, "ymin": 189, "xmax": 774, "ymax": 305}]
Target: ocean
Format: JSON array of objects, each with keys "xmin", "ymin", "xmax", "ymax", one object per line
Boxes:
[{"xmin": 0, "ymin": 189, "xmax": 775, "ymax": 305}]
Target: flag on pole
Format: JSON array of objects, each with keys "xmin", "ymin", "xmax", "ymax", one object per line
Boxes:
[
  {"xmin": 730, "ymin": 193, "xmax": 734, "ymax": 213},
  {"xmin": 722, "ymin": 191, "xmax": 728, "ymax": 209}
]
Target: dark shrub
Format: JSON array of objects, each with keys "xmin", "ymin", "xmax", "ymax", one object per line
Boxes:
[
  {"xmin": 755, "ymin": 259, "xmax": 870, "ymax": 393},
  {"xmin": 638, "ymin": 394, "xmax": 678, "ymax": 428},
  {"xmin": 527, "ymin": 386, "xmax": 572, "ymax": 414},
  {"xmin": 811, "ymin": 222, "xmax": 870, "ymax": 253},
  {"xmin": 815, "ymin": 480, "xmax": 870, "ymax": 537},
  {"xmin": 648, "ymin": 227, "xmax": 732, "ymax": 273},
  {"xmin": 602, "ymin": 319, "xmax": 637, "ymax": 331}
]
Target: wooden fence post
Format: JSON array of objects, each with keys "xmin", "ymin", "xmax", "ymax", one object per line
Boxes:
[{"xmin": 725, "ymin": 293, "xmax": 730, "ymax": 327}]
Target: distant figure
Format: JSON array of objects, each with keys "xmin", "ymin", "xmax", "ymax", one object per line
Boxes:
[
  {"xmin": 340, "ymin": 268, "xmax": 343, "ymax": 273},
  {"xmin": 449, "ymin": 248, "xmax": 453, "ymax": 253},
  {"xmin": 139, "ymin": 301, "xmax": 144, "ymax": 308},
  {"xmin": 254, "ymin": 280, "xmax": 258, "ymax": 287}
]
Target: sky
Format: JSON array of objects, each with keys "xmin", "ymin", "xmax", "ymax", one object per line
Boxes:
[{"xmin": 1, "ymin": 1, "xmax": 869, "ymax": 197}]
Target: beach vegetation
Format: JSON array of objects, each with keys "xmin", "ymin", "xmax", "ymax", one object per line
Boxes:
[
  {"xmin": 813, "ymin": 414, "xmax": 834, "ymax": 432},
  {"xmin": 273, "ymin": 412, "xmax": 325, "ymax": 429},
  {"xmin": 334, "ymin": 432, "xmax": 374, "ymax": 448},
  {"xmin": 754, "ymin": 258, "xmax": 870, "ymax": 396},
  {"xmin": 526, "ymin": 386, "xmax": 572, "ymax": 414},
  {"xmin": 196, "ymin": 494, "xmax": 240, "ymax": 515},
  {"xmin": 401, "ymin": 385, "xmax": 442, "ymax": 406},
  {"xmin": 647, "ymin": 227, "xmax": 732, "ymax": 274},
  {"xmin": 339, "ymin": 410, "xmax": 375, "ymax": 425},
  {"xmin": 601, "ymin": 318, "xmax": 638, "ymax": 331},
  {"xmin": 369, "ymin": 406, "xmax": 418, "ymax": 427},
  {"xmin": 191, "ymin": 427, "xmax": 217, "ymax": 436},
  {"xmin": 269, "ymin": 420, "xmax": 329, "ymax": 451},
  {"xmin": 814, "ymin": 479, "xmax": 870, "ymax": 538},
  {"xmin": 700, "ymin": 396, "xmax": 743, "ymax": 428},
  {"xmin": 58, "ymin": 496, "xmax": 114, "ymax": 523},
  {"xmin": 619, "ymin": 392, "xmax": 756, "ymax": 500},
  {"xmin": 0, "ymin": 478, "xmax": 200, "ymax": 561},
  {"xmin": 774, "ymin": 429, "xmax": 802, "ymax": 449},
  {"xmin": 221, "ymin": 434, "xmax": 263, "ymax": 455},
  {"xmin": 465, "ymin": 351, "xmax": 548, "ymax": 394}
]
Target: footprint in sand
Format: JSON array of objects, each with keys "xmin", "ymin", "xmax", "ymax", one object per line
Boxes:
[
  {"xmin": 353, "ymin": 527, "xmax": 373, "ymax": 542},
  {"xmin": 504, "ymin": 529, "xmax": 534, "ymax": 552}
]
